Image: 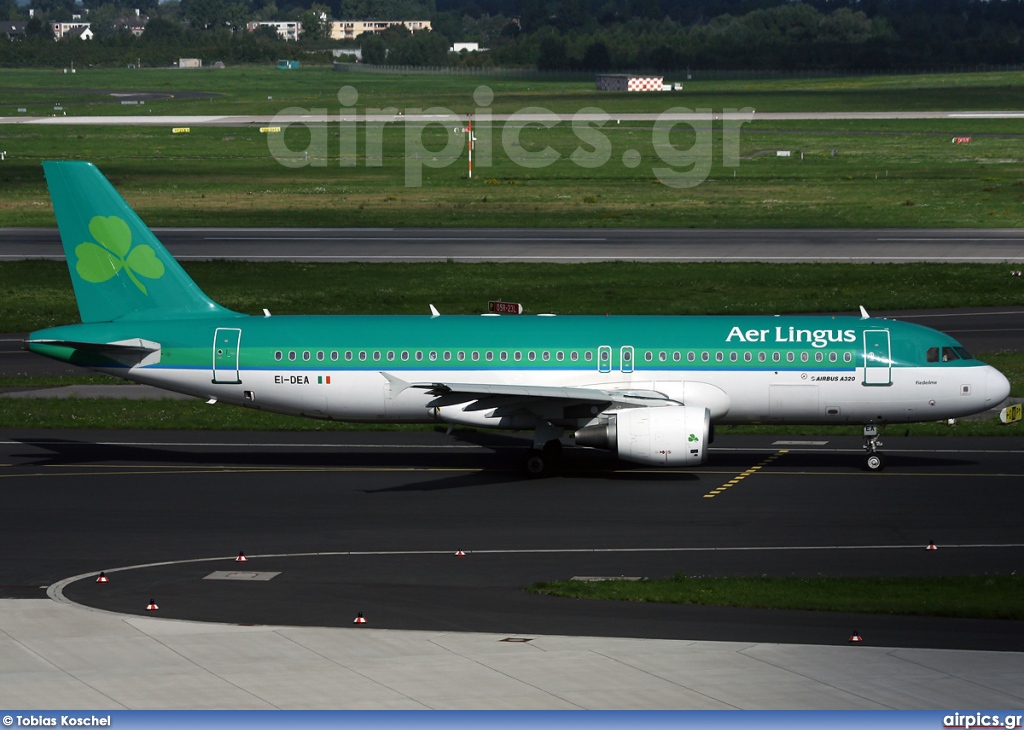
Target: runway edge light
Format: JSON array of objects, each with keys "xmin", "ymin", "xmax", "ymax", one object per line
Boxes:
[
  {"xmin": 146, "ymin": 599, "xmax": 159, "ymax": 611},
  {"xmin": 236, "ymin": 551, "xmax": 248, "ymax": 562},
  {"xmin": 96, "ymin": 572, "xmax": 108, "ymax": 583},
  {"xmin": 848, "ymin": 630, "xmax": 863, "ymax": 643},
  {"xmin": 354, "ymin": 612, "xmax": 367, "ymax": 624},
  {"xmin": 455, "ymin": 550, "xmax": 466, "ymax": 557},
  {"xmin": 927, "ymin": 541, "xmax": 938, "ymax": 551}
]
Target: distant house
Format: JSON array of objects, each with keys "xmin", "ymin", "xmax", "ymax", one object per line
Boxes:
[
  {"xmin": 246, "ymin": 21, "xmax": 302, "ymax": 41},
  {"xmin": 1, "ymin": 21, "xmax": 26, "ymax": 40},
  {"xmin": 51, "ymin": 22, "xmax": 93, "ymax": 41},
  {"xmin": 451, "ymin": 42, "xmax": 484, "ymax": 53},
  {"xmin": 116, "ymin": 13, "xmax": 148, "ymax": 37},
  {"xmin": 329, "ymin": 20, "xmax": 431, "ymax": 41}
]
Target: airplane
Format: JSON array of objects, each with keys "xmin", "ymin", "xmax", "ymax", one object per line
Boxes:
[{"xmin": 27, "ymin": 161, "xmax": 1011, "ymax": 475}]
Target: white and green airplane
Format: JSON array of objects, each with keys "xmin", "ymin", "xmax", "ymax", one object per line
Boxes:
[{"xmin": 28, "ymin": 161, "xmax": 1011, "ymax": 474}]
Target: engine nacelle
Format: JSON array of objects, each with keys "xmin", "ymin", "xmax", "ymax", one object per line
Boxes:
[{"xmin": 575, "ymin": 405, "xmax": 710, "ymax": 466}]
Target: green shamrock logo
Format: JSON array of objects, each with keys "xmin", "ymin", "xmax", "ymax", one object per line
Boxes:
[
  {"xmin": 74, "ymin": 215, "xmax": 165, "ymax": 295},
  {"xmin": 688, "ymin": 433, "xmax": 699, "ymax": 442}
]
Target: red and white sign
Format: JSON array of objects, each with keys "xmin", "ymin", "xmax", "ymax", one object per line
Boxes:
[{"xmin": 952, "ymin": 137, "xmax": 972, "ymax": 144}]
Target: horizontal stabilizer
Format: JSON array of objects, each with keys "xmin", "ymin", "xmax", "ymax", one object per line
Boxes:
[{"xmin": 27, "ymin": 337, "xmax": 161, "ymax": 367}]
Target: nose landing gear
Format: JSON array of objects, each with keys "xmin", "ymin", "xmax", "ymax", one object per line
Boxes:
[{"xmin": 863, "ymin": 424, "xmax": 885, "ymax": 471}]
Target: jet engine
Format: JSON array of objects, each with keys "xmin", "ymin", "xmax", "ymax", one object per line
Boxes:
[{"xmin": 574, "ymin": 405, "xmax": 711, "ymax": 466}]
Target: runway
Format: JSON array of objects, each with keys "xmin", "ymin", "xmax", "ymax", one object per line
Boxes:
[
  {"xmin": 4, "ymin": 227, "xmax": 1024, "ymax": 263},
  {"xmin": 2, "ymin": 429, "xmax": 1022, "ymax": 653}
]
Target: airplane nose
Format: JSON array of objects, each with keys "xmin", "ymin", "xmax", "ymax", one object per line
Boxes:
[{"xmin": 985, "ymin": 366, "xmax": 1011, "ymax": 406}]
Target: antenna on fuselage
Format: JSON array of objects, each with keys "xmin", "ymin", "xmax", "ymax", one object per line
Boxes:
[{"xmin": 859, "ymin": 305, "xmax": 870, "ymax": 320}]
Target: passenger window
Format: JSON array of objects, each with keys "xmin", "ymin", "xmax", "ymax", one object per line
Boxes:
[
  {"xmin": 317, "ymin": 351, "xmax": 324, "ymax": 361},
  {"xmin": 303, "ymin": 351, "xmax": 311, "ymax": 361},
  {"xmin": 585, "ymin": 351, "xmax": 593, "ymax": 362},
  {"xmin": 687, "ymin": 352, "xmax": 695, "ymax": 362},
  {"xmin": 500, "ymin": 351, "xmax": 508, "ymax": 361},
  {"xmin": 815, "ymin": 352, "xmax": 823, "ymax": 363},
  {"xmin": 331, "ymin": 351, "xmax": 339, "ymax": 361},
  {"xmin": 744, "ymin": 352, "xmax": 751, "ymax": 362},
  {"xmin": 645, "ymin": 352, "xmax": 653, "ymax": 362},
  {"xmin": 415, "ymin": 351, "xmax": 423, "ymax": 361},
  {"xmin": 758, "ymin": 352, "xmax": 766, "ymax": 362},
  {"xmin": 829, "ymin": 352, "xmax": 838, "ymax": 363},
  {"xmin": 701, "ymin": 352, "xmax": 710, "ymax": 362},
  {"xmin": 401, "ymin": 351, "xmax": 409, "ymax": 361},
  {"xmin": 772, "ymin": 352, "xmax": 781, "ymax": 363},
  {"xmin": 674, "ymin": 352, "xmax": 681, "ymax": 362},
  {"xmin": 345, "ymin": 351, "xmax": 353, "ymax": 361},
  {"xmin": 443, "ymin": 351, "xmax": 451, "ymax": 361},
  {"xmin": 528, "ymin": 351, "xmax": 536, "ymax": 361},
  {"xmin": 289, "ymin": 351, "xmax": 296, "ymax": 361},
  {"xmin": 786, "ymin": 352, "xmax": 794, "ymax": 363},
  {"xmin": 457, "ymin": 351, "xmax": 466, "ymax": 361},
  {"xmin": 486, "ymin": 352, "xmax": 494, "ymax": 361},
  {"xmin": 275, "ymin": 351, "xmax": 282, "ymax": 361},
  {"xmin": 800, "ymin": 352, "xmax": 808, "ymax": 363},
  {"xmin": 387, "ymin": 351, "xmax": 395, "ymax": 361},
  {"xmin": 372, "ymin": 351, "xmax": 381, "ymax": 361},
  {"xmin": 556, "ymin": 351, "xmax": 564, "ymax": 361},
  {"xmin": 844, "ymin": 352, "xmax": 852, "ymax": 363},
  {"xmin": 358, "ymin": 351, "xmax": 366, "ymax": 361},
  {"xmin": 472, "ymin": 351, "xmax": 480, "ymax": 361},
  {"xmin": 729, "ymin": 352, "xmax": 738, "ymax": 362},
  {"xmin": 429, "ymin": 351, "xmax": 437, "ymax": 361},
  {"xmin": 513, "ymin": 351, "xmax": 522, "ymax": 362},
  {"xmin": 571, "ymin": 352, "xmax": 579, "ymax": 362},
  {"xmin": 543, "ymin": 351, "xmax": 551, "ymax": 361}
]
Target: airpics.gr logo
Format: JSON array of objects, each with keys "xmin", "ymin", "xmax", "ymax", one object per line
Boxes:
[{"xmin": 75, "ymin": 215, "xmax": 165, "ymax": 295}]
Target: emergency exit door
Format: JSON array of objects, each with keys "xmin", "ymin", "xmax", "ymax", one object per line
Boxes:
[{"xmin": 213, "ymin": 328, "xmax": 242, "ymax": 384}]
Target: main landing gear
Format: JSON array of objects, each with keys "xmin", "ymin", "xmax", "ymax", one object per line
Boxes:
[
  {"xmin": 524, "ymin": 422, "xmax": 564, "ymax": 478},
  {"xmin": 863, "ymin": 424, "xmax": 885, "ymax": 471}
]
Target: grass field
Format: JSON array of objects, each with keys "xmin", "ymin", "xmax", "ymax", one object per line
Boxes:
[
  {"xmin": 527, "ymin": 575, "xmax": 1024, "ymax": 620},
  {"xmin": 3, "ymin": 69, "xmax": 1024, "ymax": 228},
  {"xmin": 5, "ymin": 260, "xmax": 1024, "ymax": 331},
  {"xmin": 5, "ymin": 67, "xmax": 1024, "ymax": 116}
]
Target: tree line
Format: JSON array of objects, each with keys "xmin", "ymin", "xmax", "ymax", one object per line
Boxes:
[{"xmin": 2, "ymin": 0, "xmax": 1023, "ymax": 71}]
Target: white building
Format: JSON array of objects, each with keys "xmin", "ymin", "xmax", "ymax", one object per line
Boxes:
[
  {"xmin": 51, "ymin": 22, "xmax": 93, "ymax": 41},
  {"xmin": 246, "ymin": 21, "xmax": 302, "ymax": 41},
  {"xmin": 451, "ymin": 42, "xmax": 483, "ymax": 53},
  {"xmin": 329, "ymin": 20, "xmax": 431, "ymax": 40}
]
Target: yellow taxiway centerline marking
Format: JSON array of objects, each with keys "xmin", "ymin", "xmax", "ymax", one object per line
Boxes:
[{"xmin": 702, "ymin": 449, "xmax": 788, "ymax": 498}]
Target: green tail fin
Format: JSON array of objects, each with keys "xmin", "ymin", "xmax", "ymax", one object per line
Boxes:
[{"xmin": 43, "ymin": 161, "xmax": 240, "ymax": 323}]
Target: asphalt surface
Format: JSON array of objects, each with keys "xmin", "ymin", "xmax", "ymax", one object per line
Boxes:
[
  {"xmin": 4, "ymin": 227, "xmax": 1024, "ymax": 262},
  {"xmin": 3, "ymin": 429, "xmax": 1022, "ymax": 652}
]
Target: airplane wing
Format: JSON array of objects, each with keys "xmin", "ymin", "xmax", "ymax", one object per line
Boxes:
[{"xmin": 411, "ymin": 381, "xmax": 675, "ymax": 409}]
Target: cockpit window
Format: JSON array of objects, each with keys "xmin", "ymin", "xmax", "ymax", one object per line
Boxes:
[
  {"xmin": 954, "ymin": 347, "xmax": 973, "ymax": 361},
  {"xmin": 941, "ymin": 347, "xmax": 961, "ymax": 362},
  {"xmin": 926, "ymin": 347, "xmax": 939, "ymax": 363}
]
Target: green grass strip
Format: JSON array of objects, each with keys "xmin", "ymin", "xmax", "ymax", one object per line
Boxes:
[{"xmin": 528, "ymin": 575, "xmax": 1024, "ymax": 620}]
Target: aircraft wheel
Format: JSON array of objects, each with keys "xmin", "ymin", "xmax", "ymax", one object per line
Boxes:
[
  {"xmin": 525, "ymin": 450, "xmax": 549, "ymax": 478},
  {"xmin": 865, "ymin": 453, "xmax": 885, "ymax": 471}
]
